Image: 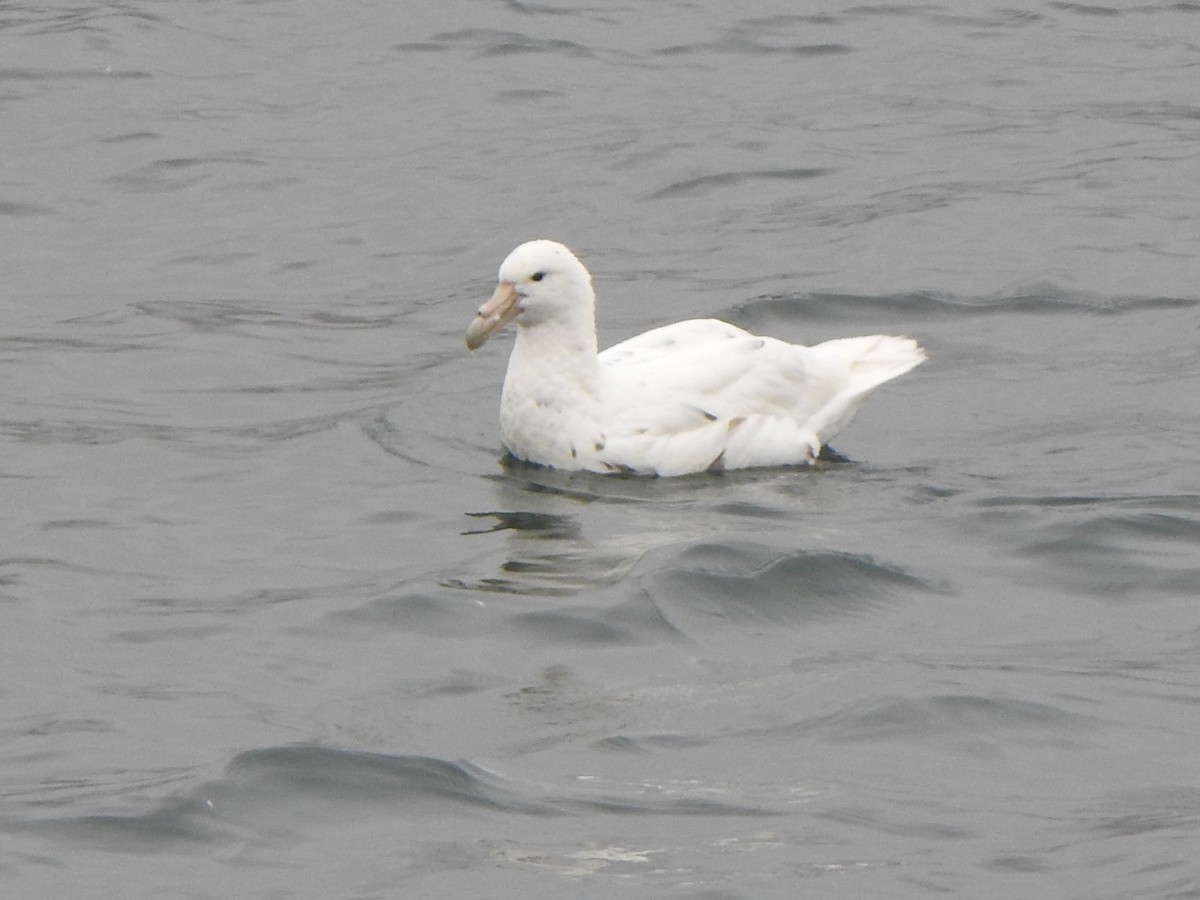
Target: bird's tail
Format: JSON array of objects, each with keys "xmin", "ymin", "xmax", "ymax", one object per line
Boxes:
[{"xmin": 806, "ymin": 335, "xmax": 925, "ymax": 441}]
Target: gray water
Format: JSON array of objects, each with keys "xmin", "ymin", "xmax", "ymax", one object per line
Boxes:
[{"xmin": 3, "ymin": 1, "xmax": 1200, "ymax": 897}]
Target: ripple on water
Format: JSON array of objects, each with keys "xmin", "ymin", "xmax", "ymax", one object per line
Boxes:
[
  {"xmin": 786, "ymin": 693, "xmax": 1101, "ymax": 747},
  {"xmin": 16, "ymin": 746, "xmax": 555, "ymax": 850},
  {"xmin": 633, "ymin": 540, "xmax": 934, "ymax": 635},
  {"xmin": 15, "ymin": 741, "xmax": 783, "ymax": 856},
  {"xmin": 329, "ymin": 533, "xmax": 934, "ymax": 649},
  {"xmin": 992, "ymin": 497, "xmax": 1200, "ymax": 601}
]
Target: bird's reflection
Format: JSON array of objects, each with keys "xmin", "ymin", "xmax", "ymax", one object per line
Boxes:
[
  {"xmin": 461, "ymin": 510, "xmax": 582, "ymax": 540},
  {"xmin": 452, "ymin": 468, "xmax": 661, "ymax": 598}
]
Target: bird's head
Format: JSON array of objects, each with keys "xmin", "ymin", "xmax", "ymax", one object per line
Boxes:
[{"xmin": 465, "ymin": 240, "xmax": 594, "ymax": 350}]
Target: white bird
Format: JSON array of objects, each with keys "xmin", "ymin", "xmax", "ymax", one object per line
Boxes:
[{"xmin": 465, "ymin": 240, "xmax": 924, "ymax": 477}]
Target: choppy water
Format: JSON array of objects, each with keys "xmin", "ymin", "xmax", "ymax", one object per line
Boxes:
[{"xmin": 3, "ymin": 1, "xmax": 1200, "ymax": 897}]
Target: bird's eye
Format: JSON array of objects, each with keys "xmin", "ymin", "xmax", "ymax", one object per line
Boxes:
[{"xmin": 530, "ymin": 272, "xmax": 546, "ymax": 282}]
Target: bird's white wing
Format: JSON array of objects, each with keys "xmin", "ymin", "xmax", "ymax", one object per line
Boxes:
[{"xmin": 590, "ymin": 319, "xmax": 923, "ymax": 474}]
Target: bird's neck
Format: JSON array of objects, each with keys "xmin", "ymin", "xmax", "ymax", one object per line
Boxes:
[
  {"xmin": 514, "ymin": 299, "xmax": 600, "ymax": 360},
  {"xmin": 508, "ymin": 310, "xmax": 602, "ymax": 398}
]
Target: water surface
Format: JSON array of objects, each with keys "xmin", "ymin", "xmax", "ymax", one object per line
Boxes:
[{"xmin": 3, "ymin": 1, "xmax": 1200, "ymax": 897}]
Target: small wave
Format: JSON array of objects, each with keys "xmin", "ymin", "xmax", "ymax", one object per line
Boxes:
[
  {"xmin": 1090, "ymin": 787, "xmax": 1200, "ymax": 839},
  {"xmin": 0, "ymin": 200, "xmax": 56, "ymax": 217},
  {"xmin": 413, "ymin": 28, "xmax": 593, "ymax": 59},
  {"xmin": 107, "ymin": 155, "xmax": 268, "ymax": 195},
  {"xmin": 645, "ymin": 168, "xmax": 834, "ymax": 201},
  {"xmin": 218, "ymin": 746, "xmax": 549, "ymax": 814},
  {"xmin": 654, "ymin": 39, "xmax": 852, "ymax": 58},
  {"xmin": 724, "ymin": 289, "xmax": 1200, "ymax": 330},
  {"xmin": 1048, "ymin": 1, "xmax": 1122, "ymax": 16},
  {"xmin": 1015, "ymin": 509, "xmax": 1200, "ymax": 601},
  {"xmin": 789, "ymin": 693, "xmax": 1100, "ymax": 744},
  {"xmin": 330, "ymin": 574, "xmax": 683, "ymax": 646},
  {"xmin": 9, "ymin": 742, "xmax": 782, "ymax": 854},
  {"xmin": 634, "ymin": 540, "xmax": 932, "ymax": 631},
  {"xmin": 8, "ymin": 747, "xmax": 553, "ymax": 852},
  {"xmin": 0, "ymin": 66, "xmax": 151, "ymax": 81},
  {"xmin": 593, "ymin": 733, "xmax": 707, "ymax": 754}
]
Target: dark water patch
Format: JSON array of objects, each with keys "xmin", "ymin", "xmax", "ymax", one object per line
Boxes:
[
  {"xmin": 4, "ymin": 743, "xmax": 783, "ymax": 860},
  {"xmin": 1090, "ymin": 101, "xmax": 1200, "ymax": 130},
  {"xmin": 0, "ymin": 556, "xmax": 108, "ymax": 580},
  {"xmin": 0, "ymin": 200, "xmax": 55, "ymax": 217},
  {"xmin": 133, "ymin": 299, "xmax": 285, "ymax": 332},
  {"xmin": 13, "ymin": 746, "xmax": 558, "ymax": 851},
  {"xmin": 1016, "ymin": 509, "xmax": 1200, "ymax": 601},
  {"xmin": 524, "ymin": 581, "xmax": 689, "ymax": 642},
  {"xmin": 108, "ymin": 623, "xmax": 228, "ymax": 645},
  {"xmin": 329, "ymin": 588, "xmax": 495, "ymax": 636},
  {"xmin": 592, "ymin": 735, "xmax": 652, "ymax": 754},
  {"xmin": 654, "ymin": 13, "xmax": 851, "ymax": 60},
  {"xmin": 985, "ymin": 854, "xmax": 1050, "ymax": 873},
  {"xmin": 645, "ymin": 168, "xmax": 833, "ymax": 201},
  {"xmin": 16, "ymin": 4, "xmax": 163, "ymax": 34},
  {"xmin": 26, "ymin": 803, "xmax": 229, "ymax": 852},
  {"xmin": 168, "ymin": 250, "xmax": 257, "ymax": 268},
  {"xmin": 593, "ymin": 733, "xmax": 708, "ymax": 754},
  {"xmin": 530, "ymin": 580, "xmax": 681, "ymax": 639},
  {"xmin": 462, "ymin": 510, "xmax": 582, "ymax": 540},
  {"xmin": 1049, "ymin": 1, "xmax": 1123, "ymax": 15},
  {"xmin": 335, "ymin": 485, "xmax": 704, "ymax": 635},
  {"xmin": 909, "ymin": 484, "xmax": 965, "ymax": 504},
  {"xmin": 1058, "ymin": 511, "xmax": 1200, "ymax": 543},
  {"xmin": 455, "ymin": 505, "xmax": 655, "ymax": 597},
  {"xmin": 220, "ymin": 367, "xmax": 412, "ymax": 401},
  {"xmin": 98, "ymin": 130, "xmax": 159, "ymax": 144},
  {"xmin": 216, "ymin": 411, "xmax": 371, "ymax": 444},
  {"xmin": 790, "ymin": 694, "xmax": 1098, "ymax": 745},
  {"xmin": 423, "ymin": 28, "xmax": 593, "ymax": 58},
  {"xmin": 567, "ymin": 794, "xmax": 775, "ymax": 818},
  {"xmin": 707, "ymin": 500, "xmax": 793, "ymax": 520},
  {"xmin": 818, "ymin": 805, "xmax": 973, "ymax": 840},
  {"xmin": 506, "ymin": 609, "xmax": 638, "ymax": 645},
  {"xmin": 0, "ymin": 66, "xmax": 151, "ymax": 81},
  {"xmin": 493, "ymin": 460, "xmax": 660, "ymax": 501},
  {"xmin": 1090, "ymin": 788, "xmax": 1200, "ymax": 838},
  {"xmin": 495, "ymin": 0, "xmax": 594, "ymax": 15},
  {"xmin": 634, "ymin": 541, "xmax": 931, "ymax": 630},
  {"xmin": 0, "ymin": 419, "xmax": 166, "ymax": 446},
  {"xmin": 725, "ymin": 290, "xmax": 1200, "ymax": 330},
  {"xmin": 483, "ymin": 36, "xmax": 591, "ymax": 59},
  {"xmin": 0, "ymin": 406, "xmax": 379, "ymax": 451},
  {"xmin": 329, "ymin": 574, "xmax": 683, "ymax": 643},
  {"xmin": 9, "ymin": 716, "xmax": 117, "ymax": 738},
  {"xmin": 393, "ymin": 41, "xmax": 447, "ymax": 53},
  {"xmin": 40, "ymin": 518, "xmax": 113, "ymax": 531},
  {"xmin": 131, "ymin": 297, "xmax": 406, "ymax": 334},
  {"xmin": 108, "ymin": 155, "xmax": 268, "ymax": 194},
  {"xmin": 719, "ymin": 39, "xmax": 853, "ymax": 58},
  {"xmin": 740, "ymin": 14, "xmax": 845, "ymax": 28},
  {"xmin": 978, "ymin": 493, "xmax": 1200, "ymax": 513},
  {"xmin": 658, "ymin": 38, "xmax": 852, "ymax": 58},
  {"xmin": 0, "ymin": 333, "xmax": 149, "ymax": 356},
  {"xmin": 19, "ymin": 742, "xmax": 783, "ymax": 855},
  {"xmin": 954, "ymin": 9, "xmax": 1047, "ymax": 29},
  {"xmin": 843, "ymin": 4, "xmax": 944, "ymax": 16},
  {"xmin": 492, "ymin": 88, "xmax": 563, "ymax": 103},
  {"xmin": 217, "ymin": 746, "xmax": 549, "ymax": 815},
  {"xmin": 445, "ymin": 549, "xmax": 640, "ymax": 598},
  {"xmin": 131, "ymin": 586, "xmax": 321, "ymax": 615},
  {"xmin": 277, "ymin": 259, "xmax": 321, "ymax": 273}
]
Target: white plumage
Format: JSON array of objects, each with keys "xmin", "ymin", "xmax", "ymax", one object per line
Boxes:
[{"xmin": 465, "ymin": 240, "xmax": 924, "ymax": 476}]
